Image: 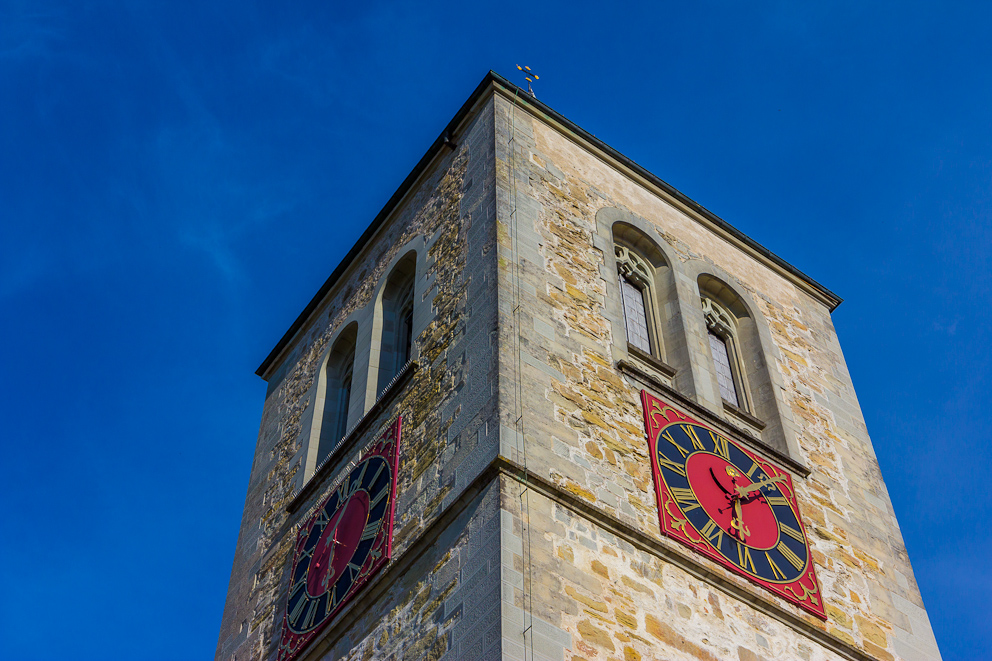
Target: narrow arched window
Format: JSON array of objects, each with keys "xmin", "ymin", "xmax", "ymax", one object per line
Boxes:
[
  {"xmin": 317, "ymin": 326, "xmax": 357, "ymax": 466},
  {"xmin": 615, "ymin": 244, "xmax": 658, "ymax": 357},
  {"xmin": 610, "ymin": 222, "xmax": 692, "ymax": 386},
  {"xmin": 708, "ymin": 332, "xmax": 739, "ymax": 406},
  {"xmin": 377, "ymin": 254, "xmax": 416, "ymax": 396},
  {"xmin": 396, "ymin": 283, "xmax": 414, "ymax": 370},
  {"xmin": 697, "ymin": 275, "xmax": 767, "ymax": 425},
  {"xmin": 332, "ymin": 362, "xmax": 353, "ymax": 442},
  {"xmin": 702, "ymin": 297, "xmax": 746, "ymax": 409}
]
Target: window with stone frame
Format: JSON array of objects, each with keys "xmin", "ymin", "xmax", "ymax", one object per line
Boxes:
[
  {"xmin": 708, "ymin": 330, "xmax": 739, "ymax": 406},
  {"xmin": 701, "ymin": 295, "xmax": 750, "ymax": 412},
  {"xmin": 332, "ymin": 363, "xmax": 353, "ymax": 443},
  {"xmin": 377, "ymin": 254, "xmax": 417, "ymax": 397},
  {"xmin": 615, "ymin": 244, "xmax": 659, "ymax": 357},
  {"xmin": 317, "ymin": 326, "xmax": 357, "ymax": 466}
]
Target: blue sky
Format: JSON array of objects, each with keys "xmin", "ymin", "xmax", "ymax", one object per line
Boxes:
[{"xmin": 1, "ymin": 2, "xmax": 989, "ymax": 659}]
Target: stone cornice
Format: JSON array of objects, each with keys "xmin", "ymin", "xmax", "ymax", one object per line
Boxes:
[
  {"xmin": 489, "ymin": 73, "xmax": 842, "ymax": 314},
  {"xmin": 496, "ymin": 457, "xmax": 874, "ymax": 661},
  {"xmin": 617, "ymin": 357, "xmax": 810, "ymax": 478},
  {"xmin": 256, "ymin": 70, "xmax": 841, "ymax": 379}
]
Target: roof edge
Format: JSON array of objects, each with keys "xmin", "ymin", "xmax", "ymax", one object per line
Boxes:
[
  {"xmin": 257, "ymin": 70, "xmax": 842, "ymax": 378},
  {"xmin": 256, "ymin": 72, "xmax": 500, "ymax": 377},
  {"xmin": 483, "ymin": 71, "xmax": 843, "ymax": 314}
]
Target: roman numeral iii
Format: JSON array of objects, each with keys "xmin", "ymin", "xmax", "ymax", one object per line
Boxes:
[
  {"xmin": 669, "ymin": 487, "xmax": 700, "ymax": 512},
  {"xmin": 360, "ymin": 522, "xmax": 380, "ymax": 541},
  {"xmin": 765, "ymin": 495, "xmax": 789, "ymax": 507},
  {"xmin": 779, "ymin": 521, "xmax": 805, "ymax": 543}
]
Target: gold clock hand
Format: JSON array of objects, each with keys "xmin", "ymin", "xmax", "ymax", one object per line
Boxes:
[
  {"xmin": 735, "ymin": 474, "xmax": 788, "ymax": 497},
  {"xmin": 728, "ymin": 497, "xmax": 751, "ymax": 539}
]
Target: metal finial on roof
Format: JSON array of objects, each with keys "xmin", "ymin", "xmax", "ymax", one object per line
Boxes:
[{"xmin": 516, "ymin": 64, "xmax": 539, "ymax": 98}]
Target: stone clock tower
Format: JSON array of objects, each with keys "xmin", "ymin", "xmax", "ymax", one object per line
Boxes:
[{"xmin": 216, "ymin": 72, "xmax": 941, "ymax": 661}]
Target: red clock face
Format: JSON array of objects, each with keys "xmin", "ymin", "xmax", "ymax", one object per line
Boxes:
[
  {"xmin": 305, "ymin": 489, "xmax": 371, "ymax": 598},
  {"xmin": 277, "ymin": 418, "xmax": 401, "ymax": 661},
  {"xmin": 684, "ymin": 452, "xmax": 779, "ymax": 550},
  {"xmin": 640, "ymin": 391, "xmax": 826, "ymax": 620}
]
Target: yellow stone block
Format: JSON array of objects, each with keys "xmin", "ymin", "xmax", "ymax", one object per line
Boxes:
[{"xmin": 578, "ymin": 619, "xmax": 615, "ymax": 652}]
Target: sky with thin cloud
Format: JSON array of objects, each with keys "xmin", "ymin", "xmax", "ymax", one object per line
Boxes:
[{"xmin": 2, "ymin": 2, "xmax": 989, "ymax": 659}]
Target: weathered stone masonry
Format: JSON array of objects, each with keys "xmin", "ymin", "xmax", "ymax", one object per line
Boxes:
[
  {"xmin": 217, "ymin": 92, "xmax": 504, "ymax": 661},
  {"xmin": 491, "ymin": 90, "xmax": 939, "ymax": 661},
  {"xmin": 217, "ymin": 73, "xmax": 939, "ymax": 661}
]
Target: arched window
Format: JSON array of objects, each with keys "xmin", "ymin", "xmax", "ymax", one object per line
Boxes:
[
  {"xmin": 317, "ymin": 324, "xmax": 357, "ymax": 466},
  {"xmin": 692, "ymin": 273, "xmax": 794, "ymax": 455},
  {"xmin": 701, "ymin": 296, "xmax": 748, "ymax": 410},
  {"xmin": 697, "ymin": 274, "xmax": 780, "ymax": 426},
  {"xmin": 377, "ymin": 253, "xmax": 416, "ymax": 397},
  {"xmin": 611, "ymin": 222, "xmax": 690, "ymax": 383},
  {"xmin": 616, "ymin": 245, "xmax": 654, "ymax": 355}
]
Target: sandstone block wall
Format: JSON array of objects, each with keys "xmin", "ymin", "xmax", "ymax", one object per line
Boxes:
[
  {"xmin": 491, "ymin": 91, "xmax": 940, "ymax": 661},
  {"xmin": 218, "ymin": 78, "xmax": 940, "ymax": 661}
]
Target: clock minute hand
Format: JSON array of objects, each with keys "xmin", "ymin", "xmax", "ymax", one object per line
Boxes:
[{"xmin": 735, "ymin": 474, "xmax": 788, "ymax": 497}]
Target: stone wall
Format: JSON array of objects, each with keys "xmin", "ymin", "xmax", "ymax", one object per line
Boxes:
[
  {"xmin": 492, "ymin": 92, "xmax": 940, "ymax": 661},
  {"xmin": 312, "ymin": 481, "xmax": 503, "ymax": 661},
  {"xmin": 501, "ymin": 476, "xmax": 855, "ymax": 661},
  {"xmin": 216, "ymin": 96, "xmax": 503, "ymax": 661}
]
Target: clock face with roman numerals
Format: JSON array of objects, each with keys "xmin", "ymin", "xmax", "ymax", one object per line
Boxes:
[
  {"xmin": 277, "ymin": 418, "xmax": 401, "ymax": 661},
  {"xmin": 640, "ymin": 392, "xmax": 826, "ymax": 620}
]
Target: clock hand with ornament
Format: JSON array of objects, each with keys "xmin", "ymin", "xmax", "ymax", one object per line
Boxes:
[
  {"xmin": 735, "ymin": 474, "xmax": 788, "ymax": 499},
  {"xmin": 732, "ymin": 475, "xmax": 787, "ymax": 539},
  {"xmin": 709, "ymin": 466, "xmax": 751, "ymax": 540},
  {"xmin": 729, "ymin": 494, "xmax": 750, "ymax": 540}
]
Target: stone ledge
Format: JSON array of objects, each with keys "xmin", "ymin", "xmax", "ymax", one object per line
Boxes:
[
  {"xmin": 624, "ymin": 343, "xmax": 678, "ymax": 379},
  {"xmin": 495, "ymin": 457, "xmax": 874, "ymax": 661},
  {"xmin": 287, "ymin": 360, "xmax": 419, "ymax": 515},
  {"xmin": 272, "ymin": 451, "xmax": 875, "ymax": 661},
  {"xmin": 617, "ymin": 360, "xmax": 810, "ymax": 478},
  {"xmin": 723, "ymin": 399, "xmax": 766, "ymax": 431}
]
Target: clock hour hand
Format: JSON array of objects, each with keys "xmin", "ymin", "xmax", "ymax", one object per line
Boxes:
[{"xmin": 735, "ymin": 474, "xmax": 788, "ymax": 498}]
